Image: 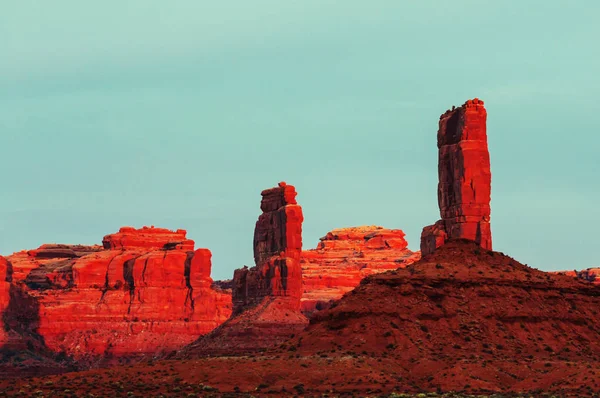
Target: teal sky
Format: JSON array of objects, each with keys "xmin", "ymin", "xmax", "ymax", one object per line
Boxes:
[{"xmin": 1, "ymin": 1, "xmax": 599, "ymax": 279}]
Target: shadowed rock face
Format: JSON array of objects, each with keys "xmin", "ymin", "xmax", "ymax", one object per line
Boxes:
[
  {"xmin": 421, "ymin": 98, "xmax": 492, "ymax": 256},
  {"xmin": 3, "ymin": 228, "xmax": 231, "ymax": 361}
]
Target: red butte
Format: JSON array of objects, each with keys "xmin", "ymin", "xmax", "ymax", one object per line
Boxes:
[
  {"xmin": 3, "ymin": 227, "xmax": 231, "ymax": 361},
  {"xmin": 300, "ymin": 226, "xmax": 420, "ymax": 314},
  {"xmin": 421, "ymin": 98, "xmax": 492, "ymax": 256}
]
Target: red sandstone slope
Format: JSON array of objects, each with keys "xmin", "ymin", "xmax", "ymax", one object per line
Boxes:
[
  {"xmin": 284, "ymin": 240, "xmax": 600, "ymax": 394},
  {"xmin": 3, "ymin": 227, "xmax": 231, "ymax": 363},
  {"xmin": 300, "ymin": 226, "xmax": 420, "ymax": 314}
]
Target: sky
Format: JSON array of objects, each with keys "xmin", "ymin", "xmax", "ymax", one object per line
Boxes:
[{"xmin": 1, "ymin": 1, "xmax": 599, "ymax": 279}]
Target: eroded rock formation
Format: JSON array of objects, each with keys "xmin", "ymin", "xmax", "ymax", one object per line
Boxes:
[
  {"xmin": 102, "ymin": 226, "xmax": 195, "ymax": 251},
  {"xmin": 300, "ymin": 226, "xmax": 420, "ymax": 314},
  {"xmin": 0, "ymin": 256, "xmax": 11, "ymax": 347},
  {"xmin": 283, "ymin": 240, "xmax": 600, "ymax": 395},
  {"xmin": 181, "ymin": 182, "xmax": 308, "ymax": 356},
  {"xmin": 421, "ymin": 98, "xmax": 492, "ymax": 255},
  {"xmin": 232, "ymin": 182, "xmax": 304, "ymax": 314},
  {"xmin": 554, "ymin": 268, "xmax": 600, "ymax": 284},
  {"xmin": 3, "ymin": 227, "xmax": 231, "ymax": 360}
]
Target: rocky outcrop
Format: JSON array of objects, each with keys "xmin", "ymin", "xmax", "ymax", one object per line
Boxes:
[
  {"xmin": 554, "ymin": 268, "xmax": 600, "ymax": 284},
  {"xmin": 232, "ymin": 182, "xmax": 304, "ymax": 314},
  {"xmin": 28, "ymin": 242, "xmax": 600, "ymax": 397},
  {"xmin": 181, "ymin": 182, "xmax": 308, "ymax": 356},
  {"xmin": 300, "ymin": 226, "xmax": 420, "ymax": 314},
  {"xmin": 284, "ymin": 240, "xmax": 600, "ymax": 395},
  {"xmin": 102, "ymin": 226, "xmax": 194, "ymax": 251},
  {"xmin": 0, "ymin": 256, "xmax": 12, "ymax": 347},
  {"xmin": 421, "ymin": 98, "xmax": 492, "ymax": 255},
  {"xmin": 0, "ymin": 256, "xmax": 12, "ymax": 283},
  {"xmin": 3, "ymin": 227, "xmax": 232, "ymax": 360}
]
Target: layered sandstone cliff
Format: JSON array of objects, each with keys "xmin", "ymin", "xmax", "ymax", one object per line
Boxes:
[
  {"xmin": 182, "ymin": 182, "xmax": 308, "ymax": 356},
  {"xmin": 3, "ymin": 227, "xmax": 231, "ymax": 361},
  {"xmin": 102, "ymin": 226, "xmax": 195, "ymax": 251},
  {"xmin": 300, "ymin": 226, "xmax": 420, "ymax": 314},
  {"xmin": 421, "ymin": 98, "xmax": 492, "ymax": 255}
]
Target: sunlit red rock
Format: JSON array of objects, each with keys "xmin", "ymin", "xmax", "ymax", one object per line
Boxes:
[
  {"xmin": 102, "ymin": 226, "xmax": 194, "ymax": 251},
  {"xmin": 3, "ymin": 228, "xmax": 232, "ymax": 360},
  {"xmin": 233, "ymin": 182, "xmax": 304, "ymax": 314},
  {"xmin": 300, "ymin": 226, "xmax": 420, "ymax": 314},
  {"xmin": 421, "ymin": 98, "xmax": 492, "ymax": 255}
]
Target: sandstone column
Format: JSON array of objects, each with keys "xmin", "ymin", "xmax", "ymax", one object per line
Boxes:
[
  {"xmin": 421, "ymin": 98, "xmax": 492, "ymax": 255},
  {"xmin": 233, "ymin": 181, "xmax": 304, "ymax": 313}
]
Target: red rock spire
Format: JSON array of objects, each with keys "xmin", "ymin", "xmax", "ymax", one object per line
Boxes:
[
  {"xmin": 421, "ymin": 98, "xmax": 492, "ymax": 255},
  {"xmin": 182, "ymin": 183, "xmax": 308, "ymax": 356},
  {"xmin": 232, "ymin": 182, "xmax": 304, "ymax": 313}
]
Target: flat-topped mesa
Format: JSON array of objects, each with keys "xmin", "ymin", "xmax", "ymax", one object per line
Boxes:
[
  {"xmin": 316, "ymin": 226, "xmax": 410, "ymax": 251},
  {"xmin": 4, "ymin": 227, "xmax": 232, "ymax": 360},
  {"xmin": 421, "ymin": 98, "xmax": 492, "ymax": 256},
  {"xmin": 102, "ymin": 226, "xmax": 195, "ymax": 251},
  {"xmin": 233, "ymin": 182, "xmax": 304, "ymax": 314},
  {"xmin": 300, "ymin": 226, "xmax": 421, "ymax": 314}
]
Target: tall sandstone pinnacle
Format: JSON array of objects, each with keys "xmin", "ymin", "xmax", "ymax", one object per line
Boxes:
[
  {"xmin": 421, "ymin": 98, "xmax": 492, "ymax": 255},
  {"xmin": 181, "ymin": 182, "xmax": 308, "ymax": 356},
  {"xmin": 232, "ymin": 181, "xmax": 304, "ymax": 313}
]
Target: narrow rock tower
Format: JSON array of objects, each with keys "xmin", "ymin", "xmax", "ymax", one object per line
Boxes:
[
  {"xmin": 421, "ymin": 98, "xmax": 492, "ymax": 255},
  {"xmin": 233, "ymin": 181, "xmax": 304, "ymax": 313},
  {"xmin": 180, "ymin": 182, "xmax": 308, "ymax": 356}
]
